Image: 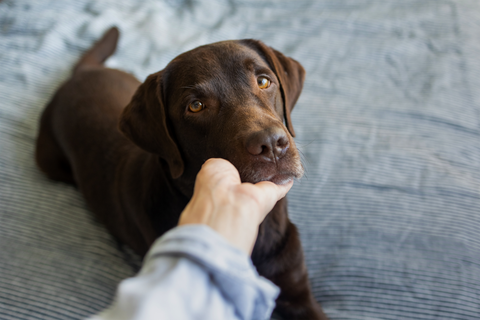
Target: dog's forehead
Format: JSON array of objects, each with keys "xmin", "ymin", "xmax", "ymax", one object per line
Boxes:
[{"xmin": 165, "ymin": 41, "xmax": 271, "ymax": 88}]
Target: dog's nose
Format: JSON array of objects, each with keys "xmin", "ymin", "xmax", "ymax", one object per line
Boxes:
[{"xmin": 245, "ymin": 127, "xmax": 289, "ymax": 161}]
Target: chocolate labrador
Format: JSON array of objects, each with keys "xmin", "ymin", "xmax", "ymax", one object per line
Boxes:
[{"xmin": 35, "ymin": 27, "xmax": 328, "ymax": 320}]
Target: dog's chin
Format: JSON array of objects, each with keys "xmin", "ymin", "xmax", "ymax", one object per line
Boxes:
[
  {"xmin": 266, "ymin": 174, "xmax": 295, "ymax": 185},
  {"xmin": 241, "ymin": 172, "xmax": 298, "ymax": 185},
  {"xmin": 238, "ymin": 164, "xmax": 304, "ymax": 185},
  {"xmin": 229, "ymin": 150, "xmax": 304, "ymax": 185}
]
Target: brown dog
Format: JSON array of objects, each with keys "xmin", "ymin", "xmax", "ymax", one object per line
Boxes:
[{"xmin": 35, "ymin": 27, "xmax": 328, "ymax": 320}]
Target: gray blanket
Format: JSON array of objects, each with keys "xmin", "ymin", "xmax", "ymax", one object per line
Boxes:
[{"xmin": 1, "ymin": 0, "xmax": 479, "ymax": 319}]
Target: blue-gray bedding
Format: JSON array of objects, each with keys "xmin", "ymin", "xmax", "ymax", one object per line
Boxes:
[{"xmin": 1, "ymin": 0, "xmax": 479, "ymax": 319}]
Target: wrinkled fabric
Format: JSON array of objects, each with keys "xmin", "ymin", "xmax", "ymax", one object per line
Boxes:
[
  {"xmin": 89, "ymin": 225, "xmax": 278, "ymax": 320},
  {"xmin": 1, "ymin": 1, "xmax": 480, "ymax": 319}
]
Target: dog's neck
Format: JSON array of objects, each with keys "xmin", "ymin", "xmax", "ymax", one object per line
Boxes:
[
  {"xmin": 134, "ymin": 152, "xmax": 289, "ymax": 258},
  {"xmin": 161, "ymin": 158, "xmax": 199, "ymax": 198}
]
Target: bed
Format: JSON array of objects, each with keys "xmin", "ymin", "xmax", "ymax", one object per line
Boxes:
[{"xmin": 1, "ymin": 0, "xmax": 479, "ymax": 319}]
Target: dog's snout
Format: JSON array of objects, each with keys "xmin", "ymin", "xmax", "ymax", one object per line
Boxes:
[{"xmin": 245, "ymin": 127, "xmax": 289, "ymax": 161}]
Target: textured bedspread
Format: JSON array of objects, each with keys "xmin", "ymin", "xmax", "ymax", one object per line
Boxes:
[{"xmin": 1, "ymin": 0, "xmax": 479, "ymax": 319}]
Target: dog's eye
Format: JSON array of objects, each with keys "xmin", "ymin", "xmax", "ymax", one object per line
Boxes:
[
  {"xmin": 188, "ymin": 100, "xmax": 204, "ymax": 113},
  {"xmin": 257, "ymin": 76, "xmax": 271, "ymax": 89}
]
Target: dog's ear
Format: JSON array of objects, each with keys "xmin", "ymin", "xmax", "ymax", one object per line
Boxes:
[
  {"xmin": 242, "ymin": 40, "xmax": 306, "ymax": 137},
  {"xmin": 119, "ymin": 71, "xmax": 184, "ymax": 179}
]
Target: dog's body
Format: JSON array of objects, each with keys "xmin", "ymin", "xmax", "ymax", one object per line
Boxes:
[{"xmin": 35, "ymin": 28, "xmax": 327, "ymax": 319}]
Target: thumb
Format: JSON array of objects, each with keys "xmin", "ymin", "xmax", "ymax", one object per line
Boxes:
[
  {"xmin": 250, "ymin": 180, "xmax": 294, "ymax": 220},
  {"xmin": 255, "ymin": 180, "xmax": 293, "ymax": 201}
]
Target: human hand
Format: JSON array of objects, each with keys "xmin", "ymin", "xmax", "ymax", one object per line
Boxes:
[{"xmin": 178, "ymin": 158, "xmax": 293, "ymax": 254}]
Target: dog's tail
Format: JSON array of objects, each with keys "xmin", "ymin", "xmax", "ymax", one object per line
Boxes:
[{"xmin": 73, "ymin": 27, "xmax": 120, "ymax": 74}]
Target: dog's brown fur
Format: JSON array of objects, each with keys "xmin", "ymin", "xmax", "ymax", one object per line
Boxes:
[{"xmin": 35, "ymin": 27, "xmax": 328, "ymax": 320}]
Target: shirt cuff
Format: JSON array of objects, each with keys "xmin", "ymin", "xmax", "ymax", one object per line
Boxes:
[{"xmin": 145, "ymin": 224, "xmax": 280, "ymax": 320}]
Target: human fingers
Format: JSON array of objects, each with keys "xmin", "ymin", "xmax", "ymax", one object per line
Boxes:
[
  {"xmin": 236, "ymin": 179, "xmax": 294, "ymax": 223},
  {"xmin": 178, "ymin": 158, "xmax": 239, "ymax": 226},
  {"xmin": 255, "ymin": 179, "xmax": 294, "ymax": 201},
  {"xmin": 198, "ymin": 158, "xmax": 293, "ymax": 212},
  {"xmin": 196, "ymin": 158, "xmax": 241, "ymax": 189}
]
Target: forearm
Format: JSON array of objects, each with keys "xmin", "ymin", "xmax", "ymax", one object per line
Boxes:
[{"xmin": 89, "ymin": 225, "xmax": 279, "ymax": 320}]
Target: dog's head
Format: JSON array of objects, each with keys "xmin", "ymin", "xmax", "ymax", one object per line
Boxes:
[{"xmin": 119, "ymin": 40, "xmax": 305, "ymax": 185}]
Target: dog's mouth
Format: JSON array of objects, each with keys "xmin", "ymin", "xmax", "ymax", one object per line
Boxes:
[
  {"xmin": 265, "ymin": 174, "xmax": 295, "ymax": 185},
  {"xmin": 238, "ymin": 165, "xmax": 303, "ymax": 185},
  {"xmin": 225, "ymin": 139, "xmax": 304, "ymax": 185}
]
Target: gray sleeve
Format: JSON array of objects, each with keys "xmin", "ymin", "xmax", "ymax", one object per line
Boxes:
[{"xmin": 88, "ymin": 225, "xmax": 279, "ymax": 320}]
